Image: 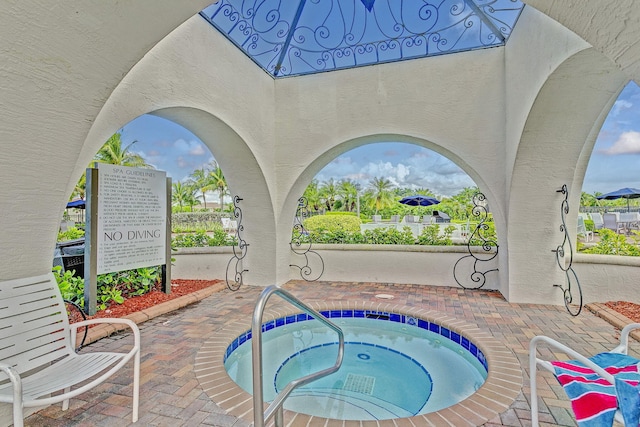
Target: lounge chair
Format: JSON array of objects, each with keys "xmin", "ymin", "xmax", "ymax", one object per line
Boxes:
[
  {"xmin": 372, "ymin": 215, "xmax": 382, "ymax": 223},
  {"xmin": 590, "ymin": 212, "xmax": 604, "ymax": 230},
  {"xmin": 530, "ymin": 324, "xmax": 640, "ymax": 427},
  {"xmin": 577, "ymin": 216, "xmax": 593, "ymax": 242},
  {"xmin": 221, "ymin": 217, "xmax": 237, "ymax": 234},
  {"xmin": 389, "ymin": 215, "xmax": 399, "ymax": 223},
  {"xmin": 404, "ymin": 215, "xmax": 418, "ymax": 223},
  {"xmin": 603, "ymin": 212, "xmax": 625, "ymax": 234}
]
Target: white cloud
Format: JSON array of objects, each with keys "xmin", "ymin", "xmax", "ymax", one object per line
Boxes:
[
  {"xmin": 601, "ymin": 131, "xmax": 640, "ymax": 155},
  {"xmin": 173, "ymin": 139, "xmax": 208, "ymax": 157},
  {"xmin": 611, "ymin": 99, "xmax": 633, "ymax": 117},
  {"xmin": 315, "ymin": 144, "xmax": 476, "ymax": 197}
]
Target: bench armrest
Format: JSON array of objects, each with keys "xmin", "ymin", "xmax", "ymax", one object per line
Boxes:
[
  {"xmin": 612, "ymin": 323, "xmax": 640, "ymax": 354},
  {"xmin": 69, "ymin": 318, "xmax": 141, "ymax": 350}
]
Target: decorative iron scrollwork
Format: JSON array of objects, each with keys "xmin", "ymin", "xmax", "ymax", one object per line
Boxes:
[
  {"xmin": 226, "ymin": 195, "xmax": 248, "ymax": 291},
  {"xmin": 552, "ymin": 185, "xmax": 582, "ymax": 316},
  {"xmin": 453, "ymin": 192, "xmax": 499, "ymax": 289},
  {"xmin": 290, "ymin": 197, "xmax": 324, "ymax": 281},
  {"xmin": 200, "ymin": 0, "xmax": 524, "ymax": 77}
]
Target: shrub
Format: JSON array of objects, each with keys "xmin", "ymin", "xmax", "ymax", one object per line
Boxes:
[
  {"xmin": 172, "ymin": 226, "xmax": 236, "ymax": 248},
  {"xmin": 57, "ymin": 227, "xmax": 85, "ymax": 242},
  {"xmin": 53, "ymin": 265, "xmax": 163, "ymax": 311},
  {"xmin": 303, "ymin": 214, "xmax": 361, "ymax": 234},
  {"xmin": 362, "ymin": 226, "xmax": 416, "ymax": 244},
  {"xmin": 583, "ymin": 229, "xmax": 640, "ymax": 256},
  {"xmin": 467, "ymin": 222, "xmax": 498, "ymax": 247},
  {"xmin": 417, "ymin": 224, "xmax": 453, "ymax": 246}
]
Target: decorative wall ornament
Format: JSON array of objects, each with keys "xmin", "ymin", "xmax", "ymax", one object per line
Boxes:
[
  {"xmin": 226, "ymin": 196, "xmax": 249, "ymax": 291},
  {"xmin": 290, "ymin": 197, "xmax": 324, "ymax": 281},
  {"xmin": 453, "ymin": 192, "xmax": 499, "ymax": 289},
  {"xmin": 552, "ymin": 184, "xmax": 582, "ymax": 316}
]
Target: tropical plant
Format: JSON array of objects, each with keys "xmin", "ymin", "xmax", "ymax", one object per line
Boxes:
[
  {"xmin": 417, "ymin": 224, "xmax": 454, "ymax": 245},
  {"xmin": 302, "ymin": 179, "xmax": 322, "ymax": 211},
  {"xmin": 52, "ymin": 266, "xmax": 85, "ymax": 304},
  {"xmin": 320, "ymin": 178, "xmax": 339, "ymax": 211},
  {"xmin": 365, "ymin": 176, "xmax": 395, "ymax": 214},
  {"xmin": 57, "ymin": 227, "xmax": 85, "ymax": 242},
  {"xmin": 338, "ymin": 179, "xmax": 359, "ymax": 212},
  {"xmin": 94, "ymin": 132, "xmax": 154, "ymax": 168},
  {"xmin": 189, "ymin": 167, "xmax": 211, "ymax": 210},
  {"xmin": 583, "ymin": 229, "xmax": 640, "ymax": 256},
  {"xmin": 207, "ymin": 162, "xmax": 228, "ymax": 211},
  {"xmin": 172, "ymin": 181, "xmax": 199, "ymax": 211}
]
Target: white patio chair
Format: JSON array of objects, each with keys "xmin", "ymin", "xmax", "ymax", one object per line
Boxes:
[
  {"xmin": 0, "ymin": 274, "xmax": 141, "ymax": 426},
  {"xmin": 620, "ymin": 212, "xmax": 640, "ymax": 233},
  {"xmin": 603, "ymin": 212, "xmax": 625, "ymax": 234},
  {"xmin": 530, "ymin": 324, "xmax": 640, "ymax": 427},
  {"xmin": 577, "ymin": 216, "xmax": 593, "ymax": 242},
  {"xmin": 589, "ymin": 212, "xmax": 604, "ymax": 230},
  {"xmin": 372, "ymin": 215, "xmax": 382, "ymax": 223}
]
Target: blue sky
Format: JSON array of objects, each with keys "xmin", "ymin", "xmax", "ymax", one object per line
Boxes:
[{"xmin": 119, "ymin": 82, "xmax": 640, "ymax": 198}]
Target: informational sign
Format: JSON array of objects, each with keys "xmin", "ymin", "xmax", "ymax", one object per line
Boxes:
[{"xmin": 96, "ymin": 163, "xmax": 167, "ymax": 274}]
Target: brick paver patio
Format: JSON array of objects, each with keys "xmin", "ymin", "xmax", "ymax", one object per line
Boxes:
[{"xmin": 22, "ymin": 280, "xmax": 638, "ymax": 426}]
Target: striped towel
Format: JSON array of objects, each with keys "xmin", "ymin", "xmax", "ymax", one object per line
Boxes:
[{"xmin": 551, "ymin": 352, "xmax": 640, "ymax": 427}]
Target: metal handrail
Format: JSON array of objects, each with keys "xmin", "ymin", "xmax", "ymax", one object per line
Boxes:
[{"xmin": 251, "ymin": 285, "xmax": 345, "ymax": 427}]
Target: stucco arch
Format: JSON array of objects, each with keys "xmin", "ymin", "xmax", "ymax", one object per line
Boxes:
[
  {"xmin": 151, "ymin": 107, "xmax": 278, "ymax": 286},
  {"xmin": 507, "ymin": 47, "xmax": 627, "ymax": 304},
  {"xmin": 283, "ymin": 133, "xmax": 499, "ymax": 221}
]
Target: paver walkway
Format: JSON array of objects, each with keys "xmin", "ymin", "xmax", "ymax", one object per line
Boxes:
[{"xmin": 23, "ymin": 280, "xmax": 639, "ymax": 426}]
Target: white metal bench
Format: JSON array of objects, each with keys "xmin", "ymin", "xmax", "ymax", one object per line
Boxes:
[{"xmin": 0, "ymin": 273, "xmax": 140, "ymax": 426}]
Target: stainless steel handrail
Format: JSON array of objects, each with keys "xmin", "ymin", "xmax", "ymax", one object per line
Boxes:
[{"xmin": 251, "ymin": 285, "xmax": 344, "ymax": 427}]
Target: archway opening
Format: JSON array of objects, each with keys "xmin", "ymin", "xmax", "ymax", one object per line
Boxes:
[
  {"xmin": 297, "ymin": 142, "xmax": 496, "ymax": 247},
  {"xmin": 580, "ymin": 81, "xmax": 640, "ymax": 255}
]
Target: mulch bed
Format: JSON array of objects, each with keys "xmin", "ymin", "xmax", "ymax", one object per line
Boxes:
[
  {"xmin": 605, "ymin": 301, "xmax": 640, "ymax": 323},
  {"xmin": 67, "ymin": 279, "xmax": 221, "ymax": 323}
]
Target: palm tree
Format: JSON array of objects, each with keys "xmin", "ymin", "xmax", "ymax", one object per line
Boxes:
[
  {"xmin": 172, "ymin": 181, "xmax": 198, "ymax": 211},
  {"xmin": 366, "ymin": 176, "xmax": 395, "ymax": 214},
  {"xmin": 320, "ymin": 178, "xmax": 339, "ymax": 211},
  {"xmin": 302, "ymin": 179, "xmax": 322, "ymax": 212},
  {"xmin": 338, "ymin": 179, "xmax": 358, "ymax": 212},
  {"xmin": 206, "ymin": 162, "xmax": 228, "ymax": 212},
  {"xmin": 72, "ymin": 132, "xmax": 153, "ymax": 203},
  {"xmin": 189, "ymin": 167, "xmax": 211, "ymax": 210},
  {"xmin": 94, "ymin": 133, "xmax": 153, "ymax": 168}
]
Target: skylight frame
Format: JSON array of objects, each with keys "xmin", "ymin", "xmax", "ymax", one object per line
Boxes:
[{"xmin": 200, "ymin": 0, "xmax": 525, "ymax": 78}]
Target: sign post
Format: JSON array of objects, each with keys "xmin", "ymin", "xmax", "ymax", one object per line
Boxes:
[{"xmin": 84, "ymin": 164, "xmax": 169, "ymax": 314}]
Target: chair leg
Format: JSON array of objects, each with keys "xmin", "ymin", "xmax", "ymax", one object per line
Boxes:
[
  {"xmin": 14, "ymin": 398, "xmax": 24, "ymax": 427},
  {"xmin": 62, "ymin": 386, "xmax": 70, "ymax": 410},
  {"xmin": 132, "ymin": 350, "xmax": 140, "ymax": 422}
]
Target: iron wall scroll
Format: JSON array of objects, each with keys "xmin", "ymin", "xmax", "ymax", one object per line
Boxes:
[
  {"xmin": 290, "ymin": 197, "xmax": 324, "ymax": 281},
  {"xmin": 226, "ymin": 195, "xmax": 249, "ymax": 291},
  {"xmin": 552, "ymin": 185, "xmax": 582, "ymax": 316},
  {"xmin": 453, "ymin": 192, "xmax": 499, "ymax": 289}
]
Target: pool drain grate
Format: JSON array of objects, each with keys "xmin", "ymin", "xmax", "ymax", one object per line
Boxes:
[{"xmin": 343, "ymin": 373, "xmax": 375, "ymax": 395}]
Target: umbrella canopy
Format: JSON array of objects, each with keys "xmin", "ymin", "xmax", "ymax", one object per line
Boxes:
[
  {"xmin": 596, "ymin": 187, "xmax": 640, "ymax": 212},
  {"xmin": 398, "ymin": 195, "xmax": 440, "ymax": 207},
  {"xmin": 66, "ymin": 199, "xmax": 86, "ymax": 209}
]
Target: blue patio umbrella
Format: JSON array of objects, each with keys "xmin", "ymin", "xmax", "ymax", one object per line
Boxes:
[
  {"xmin": 398, "ymin": 195, "xmax": 440, "ymax": 207},
  {"xmin": 66, "ymin": 199, "xmax": 86, "ymax": 209},
  {"xmin": 596, "ymin": 187, "xmax": 640, "ymax": 212}
]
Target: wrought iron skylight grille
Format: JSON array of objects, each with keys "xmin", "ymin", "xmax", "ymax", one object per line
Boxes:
[{"xmin": 200, "ymin": 0, "xmax": 525, "ymax": 78}]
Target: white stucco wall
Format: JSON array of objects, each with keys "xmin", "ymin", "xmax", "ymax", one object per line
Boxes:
[
  {"xmin": 5, "ymin": 1, "xmax": 640, "ymax": 425},
  {"xmin": 2, "ymin": 1, "xmax": 640, "ymax": 302}
]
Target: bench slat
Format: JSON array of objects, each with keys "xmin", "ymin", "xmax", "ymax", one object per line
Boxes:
[{"xmin": 0, "ymin": 273, "xmax": 140, "ymax": 424}]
